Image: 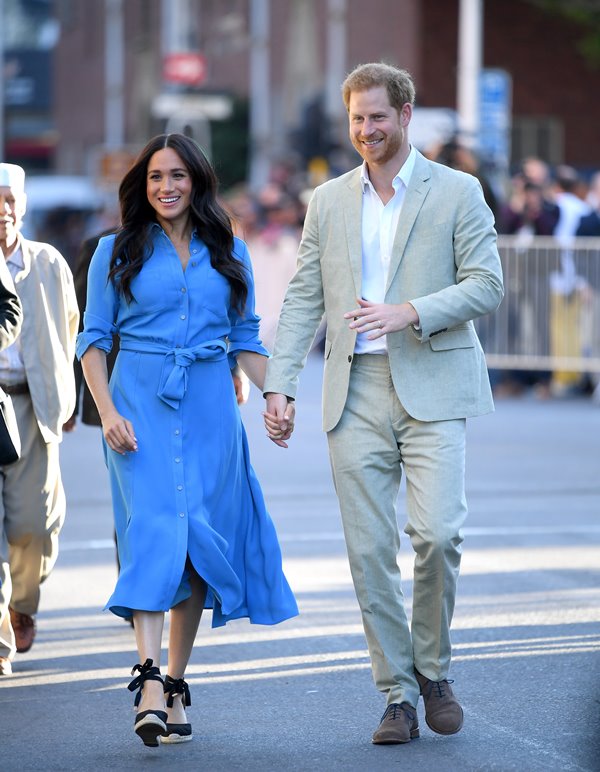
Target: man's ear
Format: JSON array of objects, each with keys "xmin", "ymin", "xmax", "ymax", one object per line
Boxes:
[{"xmin": 401, "ymin": 103, "xmax": 412, "ymax": 127}]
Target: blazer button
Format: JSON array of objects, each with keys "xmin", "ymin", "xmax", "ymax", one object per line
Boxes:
[{"xmin": 348, "ymin": 355, "xmax": 352, "ymax": 363}]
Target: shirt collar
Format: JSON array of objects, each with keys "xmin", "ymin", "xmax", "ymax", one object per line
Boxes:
[
  {"xmin": 150, "ymin": 221, "xmax": 199, "ymax": 240},
  {"xmin": 360, "ymin": 144, "xmax": 417, "ymax": 192},
  {"xmin": 5, "ymin": 243, "xmax": 24, "ymax": 270}
]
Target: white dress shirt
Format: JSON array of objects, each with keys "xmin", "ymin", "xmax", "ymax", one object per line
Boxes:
[
  {"xmin": 0, "ymin": 247, "xmax": 26, "ymax": 384},
  {"xmin": 355, "ymin": 145, "xmax": 417, "ymax": 354}
]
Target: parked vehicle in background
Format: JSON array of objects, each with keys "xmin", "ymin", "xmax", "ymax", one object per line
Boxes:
[{"xmin": 21, "ymin": 175, "xmax": 105, "ymax": 269}]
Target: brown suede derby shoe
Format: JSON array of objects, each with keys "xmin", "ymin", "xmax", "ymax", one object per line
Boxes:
[
  {"xmin": 415, "ymin": 669, "xmax": 464, "ymax": 735},
  {"xmin": 9, "ymin": 608, "xmax": 36, "ymax": 653},
  {"xmin": 0, "ymin": 656, "xmax": 12, "ymax": 675},
  {"xmin": 372, "ymin": 702, "xmax": 419, "ymax": 744}
]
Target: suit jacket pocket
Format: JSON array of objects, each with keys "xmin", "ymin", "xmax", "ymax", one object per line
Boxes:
[{"xmin": 428, "ymin": 326, "xmax": 475, "ymax": 351}]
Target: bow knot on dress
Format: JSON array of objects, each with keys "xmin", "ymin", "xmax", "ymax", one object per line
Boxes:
[{"xmin": 161, "ymin": 341, "xmax": 227, "ymax": 407}]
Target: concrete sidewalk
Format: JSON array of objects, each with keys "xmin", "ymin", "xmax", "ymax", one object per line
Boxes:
[{"xmin": 1, "ymin": 353, "xmax": 599, "ymax": 771}]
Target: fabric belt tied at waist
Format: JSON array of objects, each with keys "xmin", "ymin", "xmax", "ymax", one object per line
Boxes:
[
  {"xmin": 120, "ymin": 339, "xmax": 228, "ymax": 408},
  {"xmin": 0, "ymin": 381, "xmax": 29, "ymax": 396}
]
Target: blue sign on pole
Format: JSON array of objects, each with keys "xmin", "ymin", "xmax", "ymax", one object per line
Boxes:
[{"xmin": 479, "ymin": 68, "xmax": 512, "ymax": 169}]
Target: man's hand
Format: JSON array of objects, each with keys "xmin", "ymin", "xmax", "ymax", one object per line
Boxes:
[
  {"xmin": 263, "ymin": 392, "xmax": 295, "ymax": 448},
  {"xmin": 344, "ymin": 298, "xmax": 419, "ymax": 339}
]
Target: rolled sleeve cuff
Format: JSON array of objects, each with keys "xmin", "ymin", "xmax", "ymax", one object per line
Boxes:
[
  {"xmin": 227, "ymin": 340, "xmax": 269, "ymax": 368},
  {"xmin": 75, "ymin": 313, "xmax": 117, "ymax": 360},
  {"xmin": 76, "ymin": 331, "xmax": 113, "ymax": 360}
]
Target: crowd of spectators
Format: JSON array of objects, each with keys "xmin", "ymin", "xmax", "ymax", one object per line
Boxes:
[{"xmin": 489, "ymin": 156, "xmax": 599, "ymax": 401}]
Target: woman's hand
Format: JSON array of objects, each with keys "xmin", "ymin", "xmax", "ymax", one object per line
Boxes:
[
  {"xmin": 101, "ymin": 410, "xmax": 138, "ymax": 455},
  {"xmin": 344, "ymin": 298, "xmax": 419, "ymax": 339},
  {"xmin": 81, "ymin": 347, "xmax": 136, "ymax": 452}
]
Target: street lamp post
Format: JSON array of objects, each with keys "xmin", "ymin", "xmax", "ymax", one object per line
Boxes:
[
  {"xmin": 325, "ymin": 0, "xmax": 347, "ymax": 156},
  {"xmin": 159, "ymin": 0, "xmax": 213, "ymax": 154},
  {"xmin": 104, "ymin": 0, "xmax": 125, "ymax": 150},
  {"xmin": 457, "ymin": 0, "xmax": 483, "ymax": 149},
  {"xmin": 249, "ymin": 0, "xmax": 271, "ymax": 192}
]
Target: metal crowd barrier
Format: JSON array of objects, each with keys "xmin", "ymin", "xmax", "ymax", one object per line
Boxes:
[{"xmin": 475, "ymin": 236, "xmax": 600, "ymax": 374}]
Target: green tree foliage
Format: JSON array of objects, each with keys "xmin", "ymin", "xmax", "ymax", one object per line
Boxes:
[{"xmin": 524, "ymin": 0, "xmax": 600, "ymax": 67}]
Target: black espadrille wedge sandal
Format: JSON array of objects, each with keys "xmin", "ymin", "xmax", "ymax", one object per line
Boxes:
[
  {"xmin": 161, "ymin": 675, "xmax": 193, "ymax": 744},
  {"xmin": 128, "ymin": 659, "xmax": 168, "ymax": 747}
]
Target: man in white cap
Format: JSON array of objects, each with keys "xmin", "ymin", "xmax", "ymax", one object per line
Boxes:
[{"xmin": 0, "ymin": 162, "xmax": 79, "ymax": 675}]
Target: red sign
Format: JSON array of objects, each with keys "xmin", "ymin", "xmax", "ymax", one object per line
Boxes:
[{"xmin": 162, "ymin": 53, "xmax": 206, "ymax": 86}]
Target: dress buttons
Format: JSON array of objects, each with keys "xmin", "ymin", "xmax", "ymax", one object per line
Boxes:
[
  {"xmin": 191, "ymin": 261, "xmax": 197, "ymax": 267},
  {"xmin": 348, "ymin": 355, "xmax": 352, "ymax": 362},
  {"xmin": 177, "ymin": 485, "xmax": 183, "ymax": 491},
  {"xmin": 174, "ymin": 429, "xmax": 180, "ymax": 435},
  {"xmin": 175, "ymin": 457, "xmax": 181, "ymax": 463},
  {"xmin": 181, "ymin": 287, "xmax": 187, "ymax": 293},
  {"xmin": 179, "ymin": 512, "xmax": 185, "ymax": 518},
  {"xmin": 180, "ymin": 314, "xmax": 186, "ymax": 320}
]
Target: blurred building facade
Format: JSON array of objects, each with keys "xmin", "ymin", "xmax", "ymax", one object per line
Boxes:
[
  {"xmin": 2, "ymin": 0, "xmax": 60, "ymax": 170},
  {"xmin": 2, "ymin": 0, "xmax": 600, "ymax": 189}
]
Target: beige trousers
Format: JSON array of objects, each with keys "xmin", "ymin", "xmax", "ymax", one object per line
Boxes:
[
  {"xmin": 0, "ymin": 393, "xmax": 65, "ymax": 660},
  {"xmin": 327, "ymin": 354, "xmax": 467, "ymax": 707}
]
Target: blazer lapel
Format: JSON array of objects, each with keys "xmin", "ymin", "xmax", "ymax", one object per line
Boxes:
[
  {"xmin": 341, "ymin": 169, "xmax": 363, "ymax": 297},
  {"xmin": 385, "ymin": 154, "xmax": 431, "ymax": 295},
  {"xmin": 14, "ymin": 234, "xmax": 32, "ymax": 283}
]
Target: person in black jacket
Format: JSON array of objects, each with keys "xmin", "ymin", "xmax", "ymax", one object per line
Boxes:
[
  {"xmin": 65, "ymin": 229, "xmax": 118, "ymax": 431},
  {"xmin": 0, "ymin": 258, "xmax": 22, "ymax": 352}
]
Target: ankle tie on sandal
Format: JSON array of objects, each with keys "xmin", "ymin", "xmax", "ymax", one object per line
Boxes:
[
  {"xmin": 128, "ymin": 658, "xmax": 164, "ymax": 707},
  {"xmin": 164, "ymin": 675, "xmax": 191, "ymax": 708}
]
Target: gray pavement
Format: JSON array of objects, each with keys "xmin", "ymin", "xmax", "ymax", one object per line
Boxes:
[{"xmin": 1, "ymin": 351, "xmax": 599, "ymax": 771}]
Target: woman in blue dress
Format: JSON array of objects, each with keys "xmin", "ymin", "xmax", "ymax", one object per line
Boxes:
[{"xmin": 77, "ymin": 133, "xmax": 298, "ymax": 748}]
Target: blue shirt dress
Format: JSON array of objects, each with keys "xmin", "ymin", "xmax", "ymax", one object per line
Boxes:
[{"xmin": 76, "ymin": 227, "xmax": 298, "ymax": 627}]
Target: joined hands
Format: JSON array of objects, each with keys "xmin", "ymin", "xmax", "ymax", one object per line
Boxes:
[{"xmin": 263, "ymin": 393, "xmax": 295, "ymax": 448}]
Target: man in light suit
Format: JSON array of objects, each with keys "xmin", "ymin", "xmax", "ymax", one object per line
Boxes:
[
  {"xmin": 0, "ymin": 163, "xmax": 79, "ymax": 675},
  {"xmin": 263, "ymin": 64, "xmax": 503, "ymax": 744}
]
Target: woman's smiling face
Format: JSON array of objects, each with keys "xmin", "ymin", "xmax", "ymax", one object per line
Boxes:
[{"xmin": 146, "ymin": 147, "xmax": 193, "ymax": 226}]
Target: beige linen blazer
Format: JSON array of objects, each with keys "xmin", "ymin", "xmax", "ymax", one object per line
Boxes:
[
  {"xmin": 264, "ymin": 151, "xmax": 504, "ymax": 432},
  {"xmin": 13, "ymin": 235, "xmax": 79, "ymax": 442}
]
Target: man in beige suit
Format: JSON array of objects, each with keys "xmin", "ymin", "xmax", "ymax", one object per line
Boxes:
[
  {"xmin": 0, "ymin": 163, "xmax": 79, "ymax": 675},
  {"xmin": 264, "ymin": 64, "xmax": 503, "ymax": 744}
]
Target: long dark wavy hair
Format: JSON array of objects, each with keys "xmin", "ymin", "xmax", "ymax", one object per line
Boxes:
[{"xmin": 108, "ymin": 133, "xmax": 247, "ymax": 312}]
